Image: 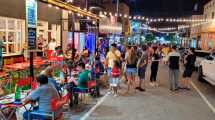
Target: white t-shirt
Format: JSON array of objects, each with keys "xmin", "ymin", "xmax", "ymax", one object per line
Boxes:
[
  {"xmin": 106, "ymin": 50, "xmax": 121, "ymax": 68},
  {"xmin": 48, "ymin": 42, "xmax": 57, "ymax": 50}
]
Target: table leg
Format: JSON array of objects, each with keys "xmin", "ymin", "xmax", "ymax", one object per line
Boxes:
[
  {"xmin": 6, "ymin": 108, "xmax": 16, "ymax": 120},
  {"xmin": 0, "ymin": 110, "xmax": 7, "ymax": 120}
]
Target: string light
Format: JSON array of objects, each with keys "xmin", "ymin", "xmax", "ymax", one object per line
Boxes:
[
  {"xmin": 114, "ymin": 13, "xmax": 118, "ymax": 17},
  {"xmin": 55, "ymin": 6, "xmax": 59, "ymax": 10},
  {"xmin": 109, "ymin": 12, "xmax": 112, "ymax": 16},
  {"xmin": 48, "ymin": 4, "xmax": 52, "ymax": 8},
  {"xmin": 104, "ymin": 11, "xmax": 107, "ymax": 15}
]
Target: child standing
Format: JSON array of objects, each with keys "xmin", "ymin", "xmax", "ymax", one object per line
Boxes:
[{"xmin": 110, "ymin": 61, "xmax": 121, "ymax": 97}]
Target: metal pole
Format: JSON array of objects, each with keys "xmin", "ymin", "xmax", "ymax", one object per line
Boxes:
[{"xmin": 116, "ymin": 0, "xmax": 119, "ymax": 15}]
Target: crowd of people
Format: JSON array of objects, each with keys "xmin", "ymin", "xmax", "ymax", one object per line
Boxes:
[
  {"xmin": 105, "ymin": 43, "xmax": 197, "ymax": 96},
  {"xmin": 10, "ymin": 41, "xmax": 197, "ymax": 119}
]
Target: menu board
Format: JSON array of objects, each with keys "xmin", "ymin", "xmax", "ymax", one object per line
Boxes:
[
  {"xmin": 28, "ymin": 28, "xmax": 36, "ymax": 50},
  {"xmin": 26, "ymin": 0, "xmax": 37, "ymax": 28}
]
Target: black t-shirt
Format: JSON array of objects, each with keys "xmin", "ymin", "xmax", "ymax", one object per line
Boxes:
[
  {"xmin": 151, "ymin": 53, "xmax": 159, "ymax": 66},
  {"xmin": 185, "ymin": 54, "xmax": 196, "ymax": 69}
]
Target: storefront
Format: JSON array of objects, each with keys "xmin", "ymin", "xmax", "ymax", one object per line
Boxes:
[{"xmin": 0, "ymin": 0, "xmax": 62, "ymax": 62}]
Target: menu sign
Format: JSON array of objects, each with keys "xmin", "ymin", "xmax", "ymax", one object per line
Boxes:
[
  {"xmin": 26, "ymin": 0, "xmax": 37, "ymax": 28},
  {"xmin": 28, "ymin": 28, "xmax": 36, "ymax": 50}
]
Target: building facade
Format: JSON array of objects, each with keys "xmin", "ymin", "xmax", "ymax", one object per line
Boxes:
[
  {"xmin": 201, "ymin": 0, "xmax": 215, "ymax": 50},
  {"xmin": 0, "ymin": 0, "xmax": 62, "ymax": 56},
  {"xmin": 191, "ymin": 0, "xmax": 215, "ymax": 50}
]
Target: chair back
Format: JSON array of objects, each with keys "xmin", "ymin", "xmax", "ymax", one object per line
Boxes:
[
  {"xmin": 87, "ymin": 80, "xmax": 96, "ymax": 88},
  {"xmin": 51, "ymin": 93, "xmax": 70, "ymax": 111},
  {"xmin": 16, "ymin": 77, "xmax": 33, "ymax": 87}
]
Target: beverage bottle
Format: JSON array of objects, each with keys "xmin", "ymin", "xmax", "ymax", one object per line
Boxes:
[{"xmin": 15, "ymin": 86, "xmax": 21, "ymax": 101}]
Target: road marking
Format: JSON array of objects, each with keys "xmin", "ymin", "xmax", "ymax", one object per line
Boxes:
[
  {"xmin": 191, "ymin": 81, "xmax": 215, "ymax": 114},
  {"xmin": 80, "ymin": 92, "xmax": 110, "ymax": 120}
]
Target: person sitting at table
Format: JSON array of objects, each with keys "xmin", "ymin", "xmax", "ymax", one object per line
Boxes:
[
  {"xmin": 23, "ymin": 74, "xmax": 61, "ymax": 120},
  {"xmin": 43, "ymin": 66, "xmax": 61, "ymax": 93},
  {"xmin": 72, "ymin": 62, "xmax": 91, "ymax": 88},
  {"xmin": 68, "ymin": 62, "xmax": 91, "ymax": 106}
]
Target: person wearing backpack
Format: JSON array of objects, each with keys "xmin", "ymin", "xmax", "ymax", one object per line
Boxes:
[{"xmin": 136, "ymin": 45, "xmax": 148, "ymax": 92}]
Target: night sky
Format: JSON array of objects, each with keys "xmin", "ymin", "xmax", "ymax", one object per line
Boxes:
[{"xmin": 127, "ymin": 0, "xmax": 211, "ymax": 17}]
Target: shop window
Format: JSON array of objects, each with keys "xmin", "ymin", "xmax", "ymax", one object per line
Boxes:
[
  {"xmin": 8, "ymin": 44, "xmax": 15, "ymax": 53},
  {"xmin": 8, "ymin": 32, "xmax": 15, "ymax": 43},
  {"xmin": 17, "ymin": 32, "xmax": 22, "ymax": 51},
  {"xmin": 17, "ymin": 21, "xmax": 22, "ymax": 30},
  {"xmin": 0, "ymin": 17, "xmax": 24, "ymax": 55},
  {"xmin": 0, "ymin": 19, "xmax": 6, "ymax": 29},
  {"xmin": 8, "ymin": 19, "xmax": 15, "ymax": 30},
  {"xmin": 0, "ymin": 31, "xmax": 6, "ymax": 42}
]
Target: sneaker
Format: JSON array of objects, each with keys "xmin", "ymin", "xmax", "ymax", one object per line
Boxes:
[
  {"xmin": 135, "ymin": 87, "xmax": 140, "ymax": 90},
  {"xmin": 150, "ymin": 82, "xmax": 154, "ymax": 87},
  {"xmin": 139, "ymin": 88, "xmax": 146, "ymax": 92},
  {"xmin": 184, "ymin": 87, "xmax": 191, "ymax": 91},
  {"xmin": 155, "ymin": 83, "xmax": 159, "ymax": 87}
]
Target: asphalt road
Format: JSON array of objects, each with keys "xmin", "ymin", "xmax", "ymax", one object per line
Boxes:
[{"xmin": 65, "ymin": 63, "xmax": 215, "ymax": 120}]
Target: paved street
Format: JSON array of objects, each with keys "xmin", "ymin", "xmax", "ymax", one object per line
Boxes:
[{"xmin": 66, "ymin": 63, "xmax": 215, "ymax": 120}]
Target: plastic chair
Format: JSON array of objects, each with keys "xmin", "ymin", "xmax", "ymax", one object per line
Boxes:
[
  {"xmin": 72, "ymin": 80, "xmax": 97, "ymax": 104},
  {"xmin": 29, "ymin": 93, "xmax": 70, "ymax": 120}
]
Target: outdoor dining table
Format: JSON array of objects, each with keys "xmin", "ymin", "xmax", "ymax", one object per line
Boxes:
[
  {"xmin": 0, "ymin": 72, "xmax": 8, "ymax": 78},
  {"xmin": 0, "ymin": 91, "xmax": 31, "ymax": 120},
  {"xmin": 4, "ymin": 60, "xmax": 46, "ymax": 71}
]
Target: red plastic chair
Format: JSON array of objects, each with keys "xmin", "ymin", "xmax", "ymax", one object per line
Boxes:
[
  {"xmin": 16, "ymin": 77, "xmax": 33, "ymax": 87},
  {"xmin": 29, "ymin": 93, "xmax": 70, "ymax": 120},
  {"xmin": 73, "ymin": 80, "xmax": 97, "ymax": 103}
]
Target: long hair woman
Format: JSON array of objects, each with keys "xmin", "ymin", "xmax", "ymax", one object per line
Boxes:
[{"xmin": 125, "ymin": 46, "xmax": 138, "ymax": 93}]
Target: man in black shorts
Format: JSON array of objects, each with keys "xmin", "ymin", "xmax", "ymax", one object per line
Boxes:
[
  {"xmin": 136, "ymin": 45, "xmax": 148, "ymax": 92},
  {"xmin": 182, "ymin": 48, "xmax": 196, "ymax": 90}
]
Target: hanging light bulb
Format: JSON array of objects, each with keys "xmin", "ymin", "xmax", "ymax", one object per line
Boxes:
[
  {"xmin": 104, "ymin": 11, "xmax": 107, "ymax": 15},
  {"xmin": 124, "ymin": 14, "xmax": 128, "ymax": 18},
  {"xmin": 84, "ymin": 8, "xmax": 87, "ymax": 11},
  {"xmin": 115, "ymin": 13, "xmax": 118, "ymax": 17},
  {"xmin": 109, "ymin": 12, "xmax": 112, "ymax": 16},
  {"xmin": 119, "ymin": 13, "xmax": 122, "ymax": 17},
  {"xmin": 133, "ymin": 16, "xmax": 137, "ymax": 20},
  {"xmin": 87, "ymin": 16, "xmax": 90, "ymax": 20},
  {"xmin": 55, "ymin": 6, "xmax": 59, "ymax": 10},
  {"xmin": 129, "ymin": 16, "xmax": 132, "ymax": 19},
  {"xmin": 48, "ymin": 4, "xmax": 52, "ymax": 8},
  {"xmin": 146, "ymin": 18, "xmax": 149, "ymax": 21},
  {"xmin": 68, "ymin": 11, "xmax": 72, "ymax": 14},
  {"xmin": 142, "ymin": 17, "xmax": 145, "ymax": 20},
  {"xmin": 77, "ymin": 13, "xmax": 80, "ymax": 16}
]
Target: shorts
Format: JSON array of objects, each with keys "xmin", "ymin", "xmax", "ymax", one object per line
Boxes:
[
  {"xmin": 138, "ymin": 66, "xmax": 147, "ymax": 79},
  {"xmin": 183, "ymin": 68, "xmax": 193, "ymax": 78},
  {"xmin": 110, "ymin": 77, "xmax": 119, "ymax": 87},
  {"xmin": 107, "ymin": 68, "xmax": 112, "ymax": 76},
  {"xmin": 126, "ymin": 68, "xmax": 137, "ymax": 76}
]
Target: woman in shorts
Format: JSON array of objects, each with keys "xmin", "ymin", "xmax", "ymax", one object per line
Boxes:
[{"xmin": 125, "ymin": 46, "xmax": 138, "ymax": 93}]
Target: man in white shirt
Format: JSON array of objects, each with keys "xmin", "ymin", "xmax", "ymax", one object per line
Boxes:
[
  {"xmin": 48, "ymin": 39, "xmax": 57, "ymax": 51},
  {"xmin": 106, "ymin": 43, "xmax": 121, "ymax": 77}
]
